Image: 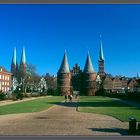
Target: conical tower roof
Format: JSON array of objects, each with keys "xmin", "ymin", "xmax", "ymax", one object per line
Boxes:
[
  {"xmin": 12, "ymin": 47, "xmax": 17, "ymax": 66},
  {"xmin": 20, "ymin": 47, "xmax": 26, "ymax": 64},
  {"xmin": 84, "ymin": 52, "xmax": 95, "ymax": 73},
  {"xmin": 58, "ymin": 51, "xmax": 70, "ymax": 73},
  {"xmin": 98, "ymin": 35, "xmax": 104, "ymax": 61}
]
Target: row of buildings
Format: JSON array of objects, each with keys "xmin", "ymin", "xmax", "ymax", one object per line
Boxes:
[
  {"xmin": 57, "ymin": 36, "xmax": 140, "ymax": 96},
  {"xmin": 0, "ymin": 36, "xmax": 140, "ymax": 95},
  {"xmin": 103, "ymin": 75, "xmax": 140, "ymax": 93}
]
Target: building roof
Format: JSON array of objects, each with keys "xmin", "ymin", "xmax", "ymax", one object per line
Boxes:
[
  {"xmin": 20, "ymin": 47, "xmax": 26, "ymax": 64},
  {"xmin": 0, "ymin": 66, "xmax": 11, "ymax": 74},
  {"xmin": 98, "ymin": 35, "xmax": 104, "ymax": 61},
  {"xmin": 58, "ymin": 51, "xmax": 70, "ymax": 73},
  {"xmin": 83, "ymin": 52, "xmax": 96, "ymax": 73}
]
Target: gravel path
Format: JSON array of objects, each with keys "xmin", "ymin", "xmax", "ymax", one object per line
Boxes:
[{"xmin": 0, "ymin": 99, "xmax": 128, "ymax": 136}]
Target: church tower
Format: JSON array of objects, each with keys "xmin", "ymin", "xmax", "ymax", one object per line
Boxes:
[
  {"xmin": 19, "ymin": 47, "xmax": 26, "ymax": 79},
  {"xmin": 57, "ymin": 51, "xmax": 71, "ymax": 96},
  {"xmin": 11, "ymin": 47, "xmax": 18, "ymax": 78},
  {"xmin": 98, "ymin": 35, "xmax": 105, "ymax": 79},
  {"xmin": 82, "ymin": 52, "xmax": 97, "ymax": 95}
]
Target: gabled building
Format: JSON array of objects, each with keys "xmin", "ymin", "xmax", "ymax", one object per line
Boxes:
[
  {"xmin": 71, "ymin": 63, "xmax": 82, "ymax": 91},
  {"xmin": 0, "ymin": 66, "xmax": 12, "ymax": 92},
  {"xmin": 120, "ymin": 77, "xmax": 129, "ymax": 93},
  {"xmin": 128, "ymin": 78, "xmax": 140, "ymax": 92},
  {"xmin": 103, "ymin": 76, "xmax": 113, "ymax": 93},
  {"xmin": 71, "ymin": 63, "xmax": 82, "ymax": 76},
  {"xmin": 112, "ymin": 77, "xmax": 122, "ymax": 93},
  {"xmin": 45, "ymin": 73, "xmax": 57, "ymax": 89}
]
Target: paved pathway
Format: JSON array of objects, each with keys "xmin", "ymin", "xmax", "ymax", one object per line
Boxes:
[
  {"xmin": 0, "ymin": 96, "xmax": 47, "ymax": 107},
  {"xmin": 0, "ymin": 99, "xmax": 128, "ymax": 136}
]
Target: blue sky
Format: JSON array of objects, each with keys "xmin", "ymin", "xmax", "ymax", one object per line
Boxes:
[{"xmin": 0, "ymin": 4, "xmax": 140, "ymax": 77}]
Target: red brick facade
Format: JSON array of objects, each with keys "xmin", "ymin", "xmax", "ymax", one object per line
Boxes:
[
  {"xmin": 82, "ymin": 73, "xmax": 97, "ymax": 95},
  {"xmin": 0, "ymin": 66, "xmax": 12, "ymax": 92},
  {"xmin": 57, "ymin": 72, "xmax": 71, "ymax": 95}
]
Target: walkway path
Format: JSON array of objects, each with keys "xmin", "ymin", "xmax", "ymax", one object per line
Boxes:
[
  {"xmin": 0, "ymin": 99, "xmax": 128, "ymax": 136},
  {"xmin": 0, "ymin": 96, "xmax": 47, "ymax": 107}
]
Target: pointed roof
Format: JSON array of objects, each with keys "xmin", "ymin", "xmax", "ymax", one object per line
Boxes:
[
  {"xmin": 98, "ymin": 35, "xmax": 104, "ymax": 61},
  {"xmin": 137, "ymin": 73, "xmax": 140, "ymax": 78},
  {"xmin": 20, "ymin": 47, "xmax": 26, "ymax": 64},
  {"xmin": 12, "ymin": 47, "xmax": 17, "ymax": 66},
  {"xmin": 58, "ymin": 51, "xmax": 70, "ymax": 73},
  {"xmin": 84, "ymin": 52, "xmax": 95, "ymax": 73}
]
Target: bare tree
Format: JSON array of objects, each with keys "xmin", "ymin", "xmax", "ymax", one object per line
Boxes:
[{"xmin": 21, "ymin": 64, "xmax": 40, "ymax": 94}]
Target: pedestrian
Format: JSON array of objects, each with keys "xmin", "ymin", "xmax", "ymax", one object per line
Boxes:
[
  {"xmin": 69, "ymin": 94, "xmax": 73, "ymax": 102},
  {"xmin": 75, "ymin": 93, "xmax": 78, "ymax": 99},
  {"xmin": 65, "ymin": 95, "xmax": 67, "ymax": 102}
]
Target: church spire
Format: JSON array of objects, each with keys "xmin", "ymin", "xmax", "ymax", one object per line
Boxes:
[
  {"xmin": 58, "ymin": 51, "xmax": 70, "ymax": 73},
  {"xmin": 12, "ymin": 47, "xmax": 17, "ymax": 66},
  {"xmin": 98, "ymin": 35, "xmax": 105, "ymax": 78},
  {"xmin": 11, "ymin": 47, "xmax": 18, "ymax": 77},
  {"xmin": 20, "ymin": 47, "xmax": 26, "ymax": 65},
  {"xmin": 98, "ymin": 35, "xmax": 104, "ymax": 61},
  {"xmin": 137, "ymin": 73, "xmax": 140, "ymax": 79},
  {"xmin": 84, "ymin": 51, "xmax": 95, "ymax": 73}
]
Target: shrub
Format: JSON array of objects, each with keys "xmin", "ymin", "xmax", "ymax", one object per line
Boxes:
[
  {"xmin": 12, "ymin": 86, "xmax": 24, "ymax": 100},
  {"xmin": 95, "ymin": 88, "xmax": 106, "ymax": 96},
  {"xmin": 47, "ymin": 88, "xmax": 59, "ymax": 96},
  {"xmin": 40, "ymin": 92, "xmax": 47, "ymax": 96},
  {"xmin": 16, "ymin": 92, "xmax": 24, "ymax": 100},
  {"xmin": 0, "ymin": 91, "xmax": 6, "ymax": 100}
]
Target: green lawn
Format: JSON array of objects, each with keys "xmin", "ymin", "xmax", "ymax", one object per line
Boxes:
[
  {"xmin": 0, "ymin": 96, "xmax": 63, "ymax": 115},
  {"xmin": 78, "ymin": 96, "xmax": 140, "ymax": 122}
]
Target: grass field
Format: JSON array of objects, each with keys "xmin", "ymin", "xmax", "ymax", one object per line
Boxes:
[
  {"xmin": 78, "ymin": 96, "xmax": 140, "ymax": 122},
  {"xmin": 0, "ymin": 96, "xmax": 63, "ymax": 115}
]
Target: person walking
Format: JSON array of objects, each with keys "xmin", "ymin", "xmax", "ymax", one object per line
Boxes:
[
  {"xmin": 65, "ymin": 95, "xmax": 67, "ymax": 102},
  {"xmin": 69, "ymin": 94, "xmax": 73, "ymax": 102}
]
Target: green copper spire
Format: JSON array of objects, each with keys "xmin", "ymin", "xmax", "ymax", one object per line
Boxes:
[
  {"xmin": 20, "ymin": 47, "xmax": 26, "ymax": 64},
  {"xmin": 59, "ymin": 51, "xmax": 70, "ymax": 73},
  {"xmin": 12, "ymin": 47, "xmax": 17, "ymax": 66},
  {"xmin": 137, "ymin": 73, "xmax": 140, "ymax": 78},
  {"xmin": 84, "ymin": 51, "xmax": 95, "ymax": 73},
  {"xmin": 98, "ymin": 35, "xmax": 104, "ymax": 61}
]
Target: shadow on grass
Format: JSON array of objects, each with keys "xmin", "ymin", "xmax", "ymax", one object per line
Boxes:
[
  {"xmin": 48, "ymin": 101, "xmax": 78, "ymax": 108},
  {"xmin": 47, "ymin": 100, "xmax": 134, "ymax": 108},
  {"xmin": 78, "ymin": 101, "xmax": 135, "ymax": 107},
  {"xmin": 89, "ymin": 128, "xmax": 128, "ymax": 135}
]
